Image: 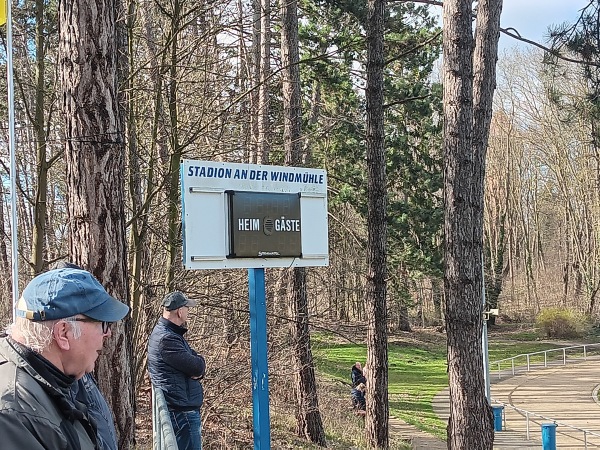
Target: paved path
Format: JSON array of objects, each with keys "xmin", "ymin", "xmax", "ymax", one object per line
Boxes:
[
  {"xmin": 389, "ymin": 416, "xmax": 446, "ymax": 449},
  {"xmin": 395, "ymin": 355, "xmax": 600, "ymax": 448},
  {"xmin": 433, "ymin": 386, "xmax": 540, "ymax": 449},
  {"xmin": 431, "ymin": 357, "xmax": 600, "ymax": 449},
  {"xmin": 491, "ymin": 359, "xmax": 600, "ymax": 448}
]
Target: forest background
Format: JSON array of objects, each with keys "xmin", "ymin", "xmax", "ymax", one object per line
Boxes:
[{"xmin": 0, "ymin": 0, "xmax": 599, "ymax": 448}]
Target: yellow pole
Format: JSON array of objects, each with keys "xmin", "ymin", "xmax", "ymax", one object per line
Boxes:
[{"xmin": 0, "ymin": 0, "xmax": 6, "ymax": 26}]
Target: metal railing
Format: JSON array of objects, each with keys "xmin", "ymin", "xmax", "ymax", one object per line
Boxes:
[
  {"xmin": 492, "ymin": 400, "xmax": 600, "ymax": 449},
  {"xmin": 152, "ymin": 384, "xmax": 178, "ymax": 450},
  {"xmin": 490, "ymin": 343, "xmax": 600, "ymax": 448},
  {"xmin": 491, "ymin": 343, "xmax": 600, "ymax": 380}
]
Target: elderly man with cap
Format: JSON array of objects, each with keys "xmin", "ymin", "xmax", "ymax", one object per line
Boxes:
[
  {"xmin": 148, "ymin": 291, "xmax": 206, "ymax": 450},
  {"xmin": 0, "ymin": 267, "xmax": 130, "ymax": 449},
  {"xmin": 51, "ymin": 262, "xmax": 120, "ymax": 450}
]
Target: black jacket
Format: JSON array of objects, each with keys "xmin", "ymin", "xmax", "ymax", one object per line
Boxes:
[
  {"xmin": 351, "ymin": 365, "xmax": 366, "ymax": 387},
  {"xmin": 148, "ymin": 318, "xmax": 206, "ymax": 410},
  {"xmin": 0, "ymin": 337, "xmax": 98, "ymax": 449}
]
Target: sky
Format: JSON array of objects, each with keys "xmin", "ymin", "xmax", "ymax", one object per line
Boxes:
[
  {"xmin": 498, "ymin": 0, "xmax": 591, "ymax": 50},
  {"xmin": 431, "ymin": 1, "xmax": 591, "ymax": 52}
]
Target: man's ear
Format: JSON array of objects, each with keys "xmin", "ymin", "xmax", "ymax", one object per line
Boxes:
[{"xmin": 52, "ymin": 321, "xmax": 71, "ymax": 350}]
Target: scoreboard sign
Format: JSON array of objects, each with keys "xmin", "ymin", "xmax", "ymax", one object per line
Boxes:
[
  {"xmin": 228, "ymin": 191, "xmax": 302, "ymax": 258},
  {"xmin": 181, "ymin": 160, "xmax": 328, "ymax": 269}
]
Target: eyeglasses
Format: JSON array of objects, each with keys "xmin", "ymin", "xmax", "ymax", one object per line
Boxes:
[{"xmin": 72, "ymin": 317, "xmax": 112, "ymax": 334}]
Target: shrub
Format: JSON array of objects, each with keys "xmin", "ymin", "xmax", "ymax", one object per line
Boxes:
[{"xmin": 535, "ymin": 308, "xmax": 589, "ymax": 338}]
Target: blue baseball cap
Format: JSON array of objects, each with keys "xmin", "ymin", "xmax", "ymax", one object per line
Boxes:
[{"xmin": 16, "ymin": 268, "xmax": 130, "ymax": 322}]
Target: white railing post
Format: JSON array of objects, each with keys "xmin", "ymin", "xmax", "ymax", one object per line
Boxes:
[
  {"xmin": 490, "ymin": 345, "xmax": 600, "ymax": 447},
  {"xmin": 151, "ymin": 384, "xmax": 178, "ymax": 450}
]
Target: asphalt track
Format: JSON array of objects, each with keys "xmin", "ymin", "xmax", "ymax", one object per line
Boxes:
[{"xmin": 431, "ymin": 357, "xmax": 600, "ymax": 449}]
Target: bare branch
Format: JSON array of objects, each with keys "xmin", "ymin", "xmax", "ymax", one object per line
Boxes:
[
  {"xmin": 500, "ymin": 27, "xmax": 600, "ymax": 68},
  {"xmin": 397, "ymin": 0, "xmax": 600, "ymax": 68}
]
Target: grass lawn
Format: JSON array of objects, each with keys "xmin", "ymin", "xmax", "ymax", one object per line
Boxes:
[{"xmin": 312, "ymin": 328, "xmax": 577, "ymax": 440}]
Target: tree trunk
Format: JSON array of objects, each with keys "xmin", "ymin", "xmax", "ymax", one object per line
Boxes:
[
  {"xmin": 288, "ymin": 268, "xmax": 327, "ymax": 446},
  {"xmin": 281, "ymin": 0, "xmax": 326, "ymax": 443},
  {"xmin": 123, "ymin": 0, "xmax": 152, "ymax": 389},
  {"xmin": 30, "ymin": 0, "xmax": 48, "ymax": 276},
  {"xmin": 398, "ymin": 303, "xmax": 411, "ymax": 332},
  {"xmin": 258, "ymin": 0, "xmax": 270, "ymax": 164},
  {"xmin": 0, "ymin": 182, "xmax": 8, "ymax": 277},
  {"xmin": 59, "ymin": 0, "xmax": 134, "ymax": 447},
  {"xmin": 249, "ymin": 0, "xmax": 261, "ymax": 164},
  {"xmin": 364, "ymin": 0, "xmax": 389, "ymax": 447},
  {"xmin": 443, "ymin": 0, "xmax": 502, "ymax": 448},
  {"xmin": 165, "ymin": 0, "xmax": 182, "ymax": 289}
]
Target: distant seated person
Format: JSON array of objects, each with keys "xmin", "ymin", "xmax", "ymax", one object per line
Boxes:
[
  {"xmin": 351, "ymin": 361, "xmax": 367, "ymax": 387},
  {"xmin": 351, "ymin": 383, "xmax": 366, "ymax": 415}
]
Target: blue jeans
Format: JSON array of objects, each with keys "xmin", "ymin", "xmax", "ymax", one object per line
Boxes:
[{"xmin": 169, "ymin": 410, "xmax": 202, "ymax": 450}]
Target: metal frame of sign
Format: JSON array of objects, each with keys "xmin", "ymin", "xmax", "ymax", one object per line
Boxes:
[
  {"xmin": 180, "ymin": 160, "xmax": 329, "ymax": 450},
  {"xmin": 180, "ymin": 160, "xmax": 328, "ymax": 269}
]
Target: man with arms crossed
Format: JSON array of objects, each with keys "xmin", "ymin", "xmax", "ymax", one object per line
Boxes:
[
  {"xmin": 148, "ymin": 291, "xmax": 206, "ymax": 450},
  {"xmin": 0, "ymin": 267, "xmax": 130, "ymax": 449}
]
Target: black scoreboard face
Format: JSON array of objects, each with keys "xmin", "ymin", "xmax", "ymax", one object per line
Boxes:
[{"xmin": 227, "ymin": 191, "xmax": 302, "ymax": 258}]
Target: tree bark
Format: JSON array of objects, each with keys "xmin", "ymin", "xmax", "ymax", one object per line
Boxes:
[
  {"xmin": 281, "ymin": 0, "xmax": 326, "ymax": 443},
  {"xmin": 365, "ymin": 0, "xmax": 389, "ymax": 447},
  {"xmin": 257, "ymin": 0, "xmax": 270, "ymax": 164},
  {"xmin": 30, "ymin": 0, "xmax": 49, "ymax": 276},
  {"xmin": 59, "ymin": 0, "xmax": 134, "ymax": 446},
  {"xmin": 249, "ymin": 0, "xmax": 261, "ymax": 164},
  {"xmin": 288, "ymin": 268, "xmax": 327, "ymax": 446},
  {"xmin": 443, "ymin": 0, "xmax": 502, "ymax": 448},
  {"xmin": 164, "ymin": 0, "xmax": 182, "ymax": 289}
]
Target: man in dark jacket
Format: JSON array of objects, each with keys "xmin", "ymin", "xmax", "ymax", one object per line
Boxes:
[
  {"xmin": 351, "ymin": 382, "xmax": 366, "ymax": 415},
  {"xmin": 0, "ymin": 267, "xmax": 130, "ymax": 449},
  {"xmin": 351, "ymin": 361, "xmax": 367, "ymax": 387},
  {"xmin": 148, "ymin": 291, "xmax": 206, "ymax": 450}
]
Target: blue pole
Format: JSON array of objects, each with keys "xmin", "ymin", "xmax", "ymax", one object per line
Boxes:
[
  {"xmin": 492, "ymin": 405, "xmax": 504, "ymax": 431},
  {"xmin": 541, "ymin": 423, "xmax": 557, "ymax": 450},
  {"xmin": 248, "ymin": 268, "xmax": 271, "ymax": 449}
]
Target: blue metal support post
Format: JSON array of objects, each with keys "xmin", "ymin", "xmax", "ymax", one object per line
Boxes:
[
  {"xmin": 492, "ymin": 405, "xmax": 504, "ymax": 431},
  {"xmin": 541, "ymin": 423, "xmax": 557, "ymax": 450},
  {"xmin": 248, "ymin": 268, "xmax": 271, "ymax": 449}
]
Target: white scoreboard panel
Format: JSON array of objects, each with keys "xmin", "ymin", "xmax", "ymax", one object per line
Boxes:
[{"xmin": 181, "ymin": 160, "xmax": 329, "ymax": 269}]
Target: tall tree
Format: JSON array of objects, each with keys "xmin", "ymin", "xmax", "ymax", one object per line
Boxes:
[
  {"xmin": 281, "ymin": 0, "xmax": 326, "ymax": 443},
  {"xmin": 164, "ymin": 0, "xmax": 183, "ymax": 289},
  {"xmin": 30, "ymin": 0, "xmax": 49, "ymax": 275},
  {"xmin": 58, "ymin": 0, "xmax": 134, "ymax": 447},
  {"xmin": 547, "ymin": 0, "xmax": 600, "ymax": 315},
  {"xmin": 300, "ymin": 0, "xmax": 443, "ymax": 330},
  {"xmin": 443, "ymin": 0, "xmax": 502, "ymax": 448},
  {"xmin": 364, "ymin": 0, "xmax": 389, "ymax": 446},
  {"xmin": 257, "ymin": 0, "xmax": 271, "ymax": 164}
]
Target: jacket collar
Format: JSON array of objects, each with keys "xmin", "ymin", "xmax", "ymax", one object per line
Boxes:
[{"xmin": 159, "ymin": 317, "xmax": 188, "ymax": 336}]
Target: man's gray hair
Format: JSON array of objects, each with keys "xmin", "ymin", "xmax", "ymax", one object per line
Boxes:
[{"xmin": 6, "ymin": 316, "xmax": 82, "ymax": 352}]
